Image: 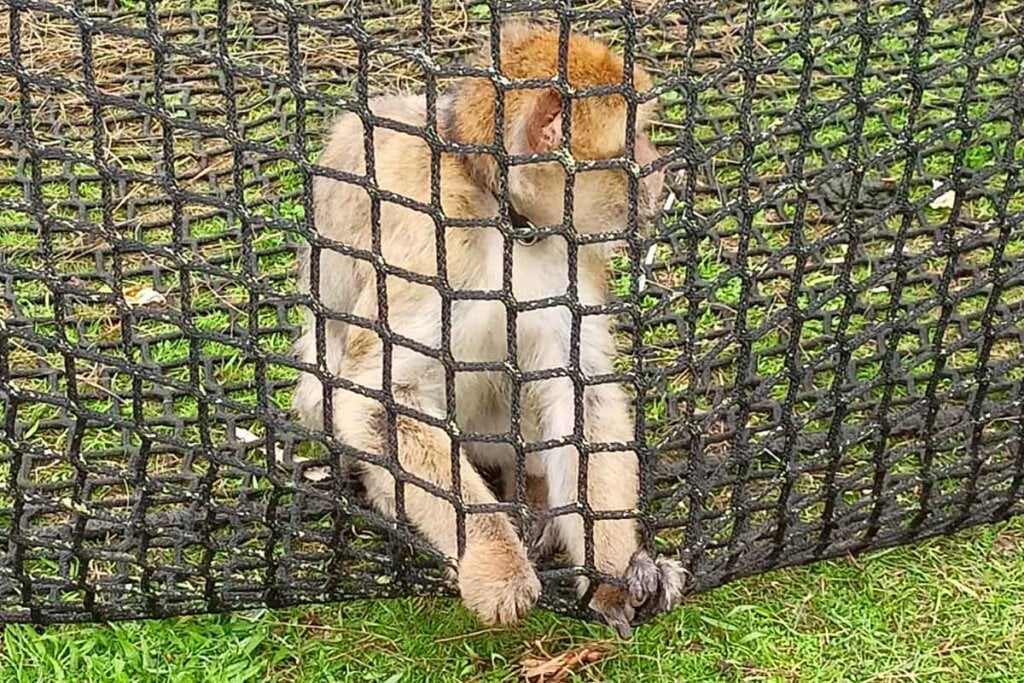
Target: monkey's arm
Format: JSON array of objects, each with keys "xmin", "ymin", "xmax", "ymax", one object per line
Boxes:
[
  {"xmin": 581, "ymin": 380, "xmax": 684, "ymax": 636},
  {"xmin": 332, "ymin": 336, "xmax": 540, "ymax": 625},
  {"xmin": 527, "ymin": 316, "xmax": 683, "ymax": 637}
]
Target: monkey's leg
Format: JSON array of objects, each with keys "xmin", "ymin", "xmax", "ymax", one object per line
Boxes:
[
  {"xmin": 533, "ymin": 377, "xmax": 633, "ymax": 599},
  {"xmin": 579, "ymin": 382, "xmax": 685, "ymax": 636},
  {"xmin": 293, "ymin": 241, "xmax": 361, "ymax": 431},
  {"xmin": 292, "ymin": 316, "xmax": 348, "ymax": 430},
  {"xmin": 335, "ymin": 384, "xmax": 540, "ymax": 626}
]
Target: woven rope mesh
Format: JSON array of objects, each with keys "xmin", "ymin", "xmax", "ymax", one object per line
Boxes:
[{"xmin": 1, "ymin": 0, "xmax": 1023, "ymax": 625}]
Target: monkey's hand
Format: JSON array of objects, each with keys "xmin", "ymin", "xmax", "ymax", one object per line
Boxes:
[
  {"xmin": 589, "ymin": 550, "xmax": 686, "ymax": 639},
  {"xmin": 457, "ymin": 540, "xmax": 541, "ymax": 626}
]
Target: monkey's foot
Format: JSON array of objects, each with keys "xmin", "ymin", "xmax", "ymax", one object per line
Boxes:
[
  {"xmin": 589, "ymin": 583, "xmax": 637, "ymax": 639},
  {"xmin": 457, "ymin": 542, "xmax": 541, "ymax": 626},
  {"xmin": 590, "ymin": 550, "xmax": 686, "ymax": 639},
  {"xmin": 626, "ymin": 549, "xmax": 685, "ymax": 615}
]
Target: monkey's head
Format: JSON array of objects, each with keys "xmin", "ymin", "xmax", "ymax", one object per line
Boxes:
[{"xmin": 446, "ymin": 21, "xmax": 666, "ymax": 235}]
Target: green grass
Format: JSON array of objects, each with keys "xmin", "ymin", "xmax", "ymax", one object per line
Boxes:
[
  {"xmin": 2, "ymin": 0, "xmax": 1024, "ymax": 680},
  {"xmin": 2, "ymin": 516, "xmax": 1022, "ymax": 682}
]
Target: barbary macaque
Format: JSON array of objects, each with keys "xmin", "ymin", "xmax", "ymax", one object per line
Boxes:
[{"xmin": 292, "ymin": 20, "xmax": 684, "ymax": 637}]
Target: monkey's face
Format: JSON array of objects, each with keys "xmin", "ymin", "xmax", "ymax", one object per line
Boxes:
[
  {"xmin": 508, "ymin": 87, "xmax": 665, "ymax": 234},
  {"xmin": 563, "ymin": 130, "xmax": 665, "ymax": 234}
]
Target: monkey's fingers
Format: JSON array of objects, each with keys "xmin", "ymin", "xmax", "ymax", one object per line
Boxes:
[
  {"xmin": 624, "ymin": 550, "xmax": 687, "ymax": 620},
  {"xmin": 654, "ymin": 556, "xmax": 686, "ymax": 613},
  {"xmin": 606, "ymin": 610, "xmax": 634, "ymax": 640},
  {"xmin": 625, "ymin": 549, "xmax": 660, "ymax": 606},
  {"xmin": 589, "ymin": 583, "xmax": 636, "ymax": 639},
  {"xmin": 525, "ymin": 519, "xmax": 557, "ymax": 563}
]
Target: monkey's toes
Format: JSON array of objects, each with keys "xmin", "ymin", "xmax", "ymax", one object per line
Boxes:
[
  {"xmin": 626, "ymin": 550, "xmax": 686, "ymax": 615},
  {"xmin": 625, "ymin": 549, "xmax": 659, "ymax": 606},
  {"xmin": 457, "ymin": 544, "xmax": 540, "ymax": 626},
  {"xmin": 654, "ymin": 556, "xmax": 685, "ymax": 613},
  {"xmin": 589, "ymin": 583, "xmax": 635, "ymax": 639}
]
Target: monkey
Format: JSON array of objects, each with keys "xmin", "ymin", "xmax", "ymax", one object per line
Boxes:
[{"xmin": 291, "ymin": 20, "xmax": 684, "ymax": 637}]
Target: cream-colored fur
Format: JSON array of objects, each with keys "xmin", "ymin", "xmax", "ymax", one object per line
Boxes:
[{"xmin": 292, "ymin": 30, "xmax": 682, "ymax": 635}]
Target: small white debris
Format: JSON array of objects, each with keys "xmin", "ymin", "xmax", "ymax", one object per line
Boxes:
[
  {"xmin": 662, "ymin": 188, "xmax": 677, "ymax": 212},
  {"xmin": 59, "ymin": 497, "xmax": 90, "ymax": 514},
  {"xmin": 122, "ymin": 285, "xmax": 166, "ymax": 308},
  {"xmin": 237, "ymin": 425, "xmax": 332, "ymax": 482},
  {"xmin": 638, "ymin": 243, "xmax": 659, "ymax": 292},
  {"xmin": 234, "ymin": 427, "xmax": 260, "ymax": 443},
  {"xmin": 930, "ymin": 179, "xmax": 956, "ymax": 209},
  {"xmin": 301, "ymin": 465, "xmax": 332, "ymax": 482},
  {"xmin": 645, "ymin": 243, "xmax": 659, "ymax": 267}
]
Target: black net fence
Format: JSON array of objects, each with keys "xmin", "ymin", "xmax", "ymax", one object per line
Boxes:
[{"xmin": 1, "ymin": 0, "xmax": 1023, "ymax": 627}]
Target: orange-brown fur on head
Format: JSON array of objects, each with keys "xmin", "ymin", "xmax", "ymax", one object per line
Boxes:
[
  {"xmin": 443, "ymin": 21, "xmax": 662, "ymax": 226},
  {"xmin": 447, "ymin": 21, "xmax": 655, "ymax": 159}
]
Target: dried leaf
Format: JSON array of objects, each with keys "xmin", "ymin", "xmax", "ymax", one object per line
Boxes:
[
  {"xmin": 930, "ymin": 179, "xmax": 956, "ymax": 209},
  {"xmin": 122, "ymin": 284, "xmax": 166, "ymax": 308},
  {"xmin": 993, "ymin": 534, "xmax": 1020, "ymax": 554},
  {"xmin": 631, "ymin": 0, "xmax": 659, "ymax": 12},
  {"xmin": 521, "ymin": 643, "xmax": 612, "ymax": 682}
]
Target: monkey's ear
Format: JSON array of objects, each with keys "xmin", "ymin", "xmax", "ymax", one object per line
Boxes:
[{"xmin": 525, "ymin": 89, "xmax": 563, "ymax": 153}]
